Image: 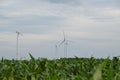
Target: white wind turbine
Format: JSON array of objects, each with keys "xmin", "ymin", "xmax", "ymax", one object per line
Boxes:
[
  {"xmin": 16, "ymin": 31, "xmax": 22, "ymax": 59},
  {"xmin": 59, "ymin": 31, "xmax": 70, "ymax": 58},
  {"xmin": 54, "ymin": 44, "xmax": 58, "ymax": 59}
]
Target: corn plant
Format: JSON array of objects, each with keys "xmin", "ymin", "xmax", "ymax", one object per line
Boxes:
[{"xmin": 0, "ymin": 54, "xmax": 120, "ymax": 80}]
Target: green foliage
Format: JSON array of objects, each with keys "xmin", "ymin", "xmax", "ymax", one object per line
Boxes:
[{"xmin": 0, "ymin": 55, "xmax": 120, "ymax": 80}]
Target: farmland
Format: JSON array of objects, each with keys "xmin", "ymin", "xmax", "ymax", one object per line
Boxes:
[{"xmin": 0, "ymin": 54, "xmax": 120, "ymax": 80}]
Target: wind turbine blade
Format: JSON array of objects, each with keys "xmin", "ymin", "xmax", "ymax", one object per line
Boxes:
[{"xmin": 59, "ymin": 40, "xmax": 65, "ymax": 46}]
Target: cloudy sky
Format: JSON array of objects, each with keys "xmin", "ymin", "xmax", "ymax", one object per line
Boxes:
[{"xmin": 0, "ymin": 0, "xmax": 120, "ymax": 59}]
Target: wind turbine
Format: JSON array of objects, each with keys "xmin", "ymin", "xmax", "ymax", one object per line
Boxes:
[
  {"xmin": 54, "ymin": 44, "xmax": 58, "ymax": 59},
  {"xmin": 59, "ymin": 31, "xmax": 69, "ymax": 58},
  {"xmin": 16, "ymin": 31, "xmax": 22, "ymax": 59}
]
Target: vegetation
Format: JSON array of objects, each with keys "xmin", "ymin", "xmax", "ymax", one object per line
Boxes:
[{"xmin": 0, "ymin": 54, "xmax": 120, "ymax": 80}]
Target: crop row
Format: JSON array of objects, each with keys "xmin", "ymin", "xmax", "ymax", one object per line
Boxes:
[{"xmin": 0, "ymin": 54, "xmax": 120, "ymax": 80}]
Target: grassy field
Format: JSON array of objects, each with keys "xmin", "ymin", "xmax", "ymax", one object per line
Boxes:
[{"xmin": 0, "ymin": 54, "xmax": 120, "ymax": 80}]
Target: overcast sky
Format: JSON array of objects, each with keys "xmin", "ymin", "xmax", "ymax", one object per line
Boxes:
[{"xmin": 0, "ymin": 0, "xmax": 120, "ymax": 59}]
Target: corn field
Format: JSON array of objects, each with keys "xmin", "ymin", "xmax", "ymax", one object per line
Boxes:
[{"xmin": 0, "ymin": 54, "xmax": 120, "ymax": 80}]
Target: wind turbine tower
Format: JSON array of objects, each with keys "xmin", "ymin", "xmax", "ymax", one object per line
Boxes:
[
  {"xmin": 59, "ymin": 31, "xmax": 69, "ymax": 58},
  {"xmin": 16, "ymin": 31, "xmax": 22, "ymax": 59},
  {"xmin": 54, "ymin": 44, "xmax": 58, "ymax": 59}
]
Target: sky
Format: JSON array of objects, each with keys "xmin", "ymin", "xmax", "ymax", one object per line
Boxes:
[{"xmin": 0, "ymin": 0, "xmax": 120, "ymax": 59}]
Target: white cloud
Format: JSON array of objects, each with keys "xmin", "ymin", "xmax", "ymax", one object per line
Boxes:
[
  {"xmin": 102, "ymin": 8, "xmax": 120, "ymax": 17},
  {"xmin": 0, "ymin": 32, "xmax": 15, "ymax": 42},
  {"xmin": 65, "ymin": 16, "xmax": 95, "ymax": 26},
  {"xmin": 23, "ymin": 33, "xmax": 56, "ymax": 43},
  {"xmin": 0, "ymin": 0, "xmax": 120, "ymax": 59},
  {"xmin": 0, "ymin": 0, "xmax": 14, "ymax": 7}
]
